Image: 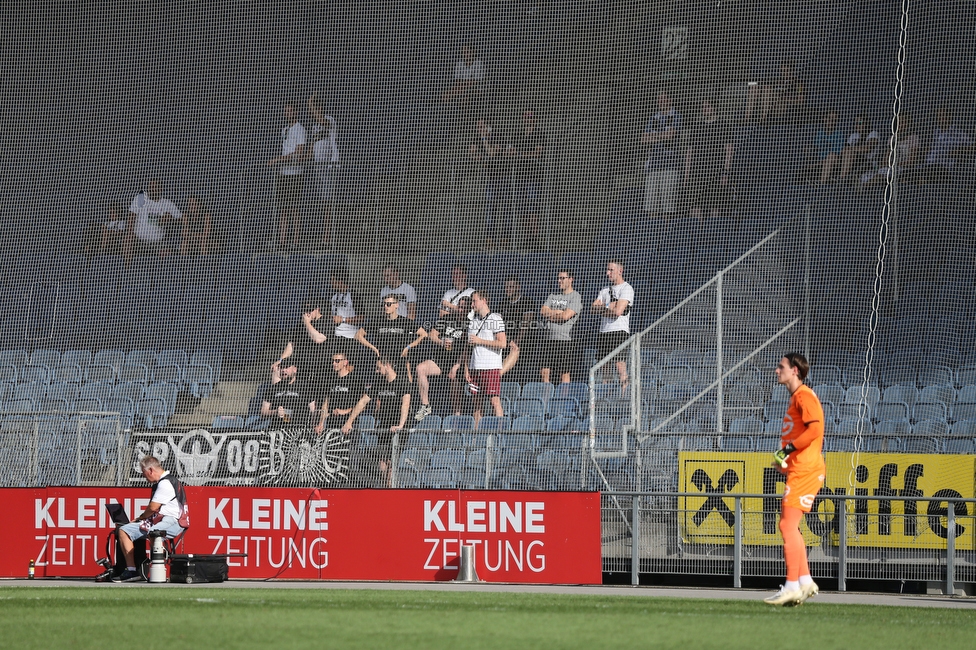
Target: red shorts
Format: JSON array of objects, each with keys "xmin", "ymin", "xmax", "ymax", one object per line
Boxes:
[
  {"xmin": 783, "ymin": 470, "xmax": 825, "ymax": 512},
  {"xmin": 472, "ymin": 369, "xmax": 501, "ymax": 397}
]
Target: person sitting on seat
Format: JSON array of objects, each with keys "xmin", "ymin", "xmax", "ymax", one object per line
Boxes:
[{"xmin": 113, "ymin": 455, "xmax": 187, "ymax": 582}]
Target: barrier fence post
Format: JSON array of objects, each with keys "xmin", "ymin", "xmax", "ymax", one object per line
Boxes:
[
  {"xmin": 946, "ymin": 503, "xmax": 955, "ymax": 596},
  {"xmin": 733, "ymin": 496, "xmax": 741, "ymax": 588},
  {"xmin": 838, "ymin": 498, "xmax": 847, "ymax": 592},
  {"xmin": 631, "ymin": 495, "xmax": 640, "ymax": 586}
]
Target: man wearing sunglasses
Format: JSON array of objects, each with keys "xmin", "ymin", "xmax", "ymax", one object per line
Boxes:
[
  {"xmin": 355, "ymin": 294, "xmax": 427, "ymax": 382},
  {"xmin": 539, "ymin": 269, "xmax": 582, "ymax": 384},
  {"xmin": 314, "ymin": 352, "xmax": 368, "ymax": 434}
]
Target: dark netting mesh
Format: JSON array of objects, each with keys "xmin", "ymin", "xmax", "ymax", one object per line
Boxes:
[{"xmin": 0, "ymin": 0, "xmax": 972, "ymax": 539}]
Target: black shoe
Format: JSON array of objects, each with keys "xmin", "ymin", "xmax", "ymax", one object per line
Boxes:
[{"xmin": 111, "ymin": 569, "xmax": 142, "ymax": 583}]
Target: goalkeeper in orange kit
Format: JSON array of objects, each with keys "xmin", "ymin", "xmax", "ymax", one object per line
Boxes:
[{"xmin": 764, "ymin": 352, "xmax": 826, "ymax": 606}]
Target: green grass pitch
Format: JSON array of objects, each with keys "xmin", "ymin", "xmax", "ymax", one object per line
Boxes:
[{"xmin": 1, "ymin": 587, "xmax": 973, "ymax": 649}]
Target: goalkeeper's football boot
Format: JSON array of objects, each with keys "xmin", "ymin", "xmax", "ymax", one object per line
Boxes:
[
  {"xmin": 797, "ymin": 581, "xmax": 819, "ymax": 604},
  {"xmin": 763, "ymin": 585, "xmax": 802, "ymax": 606}
]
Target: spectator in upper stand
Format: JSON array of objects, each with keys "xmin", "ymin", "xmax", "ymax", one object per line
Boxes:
[
  {"xmin": 314, "ymin": 350, "xmax": 368, "ymax": 435},
  {"xmin": 862, "ymin": 112, "xmax": 920, "ymax": 186},
  {"xmin": 508, "ymin": 109, "xmax": 546, "ymax": 248},
  {"xmin": 179, "ymin": 196, "xmax": 212, "ymax": 256},
  {"xmin": 87, "ymin": 200, "xmax": 128, "ymax": 256},
  {"xmin": 838, "ymin": 114, "xmax": 881, "ymax": 182},
  {"xmin": 354, "ymin": 293, "xmax": 427, "ymax": 382},
  {"xmin": 414, "ymin": 295, "xmax": 472, "ymax": 421},
  {"xmin": 590, "ymin": 259, "xmax": 633, "ymax": 392},
  {"xmin": 469, "ymin": 117, "xmax": 511, "ymax": 249},
  {"xmin": 439, "ymin": 264, "xmax": 476, "ymax": 318},
  {"xmin": 124, "ymin": 179, "xmax": 182, "ymax": 264},
  {"xmin": 379, "ymin": 263, "xmax": 417, "ymax": 320},
  {"xmin": 919, "ymin": 106, "xmax": 974, "ymax": 184},
  {"xmin": 267, "ymin": 100, "xmax": 306, "ymax": 251},
  {"xmin": 261, "ymin": 361, "xmax": 318, "ymax": 427},
  {"xmin": 330, "ymin": 268, "xmax": 364, "ymax": 356},
  {"xmin": 684, "ymin": 96, "xmax": 734, "ymax": 219},
  {"xmin": 802, "ymin": 109, "xmax": 846, "ymax": 184},
  {"xmin": 744, "ymin": 58, "xmax": 805, "ymax": 125},
  {"xmin": 642, "ymin": 90, "xmax": 682, "ymax": 218},
  {"xmin": 498, "ymin": 276, "xmax": 537, "ymax": 382},
  {"xmin": 274, "ymin": 297, "xmax": 328, "ymax": 384},
  {"xmin": 539, "ymin": 269, "xmax": 582, "ymax": 384},
  {"xmin": 442, "ymin": 43, "xmax": 485, "ymax": 107},
  {"xmin": 306, "ymin": 92, "xmax": 339, "ymax": 248}
]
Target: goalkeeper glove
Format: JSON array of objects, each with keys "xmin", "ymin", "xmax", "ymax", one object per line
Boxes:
[{"xmin": 773, "ymin": 443, "xmax": 797, "ymax": 468}]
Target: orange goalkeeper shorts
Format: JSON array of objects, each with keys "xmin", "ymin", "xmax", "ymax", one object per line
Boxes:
[{"xmin": 783, "ymin": 470, "xmax": 825, "ymax": 512}]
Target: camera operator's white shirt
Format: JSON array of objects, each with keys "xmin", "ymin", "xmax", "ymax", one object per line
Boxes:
[
  {"xmin": 151, "ymin": 471, "xmax": 182, "ymax": 518},
  {"xmin": 597, "ymin": 282, "xmax": 634, "ymax": 333},
  {"xmin": 129, "ymin": 193, "xmax": 181, "ymax": 243}
]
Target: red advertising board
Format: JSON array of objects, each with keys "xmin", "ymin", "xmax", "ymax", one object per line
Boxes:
[{"xmin": 1, "ymin": 488, "xmax": 602, "ymax": 584}]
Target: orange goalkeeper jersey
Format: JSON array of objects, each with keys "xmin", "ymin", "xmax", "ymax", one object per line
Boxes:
[{"xmin": 780, "ymin": 384, "xmax": 826, "ymax": 475}]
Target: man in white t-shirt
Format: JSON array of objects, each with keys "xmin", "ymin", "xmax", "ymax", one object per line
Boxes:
[
  {"xmin": 439, "ymin": 264, "xmax": 476, "ymax": 318},
  {"xmin": 267, "ymin": 100, "xmax": 307, "ymax": 251},
  {"xmin": 379, "ymin": 263, "xmax": 417, "ymax": 319},
  {"xmin": 124, "ymin": 179, "xmax": 181, "ymax": 263},
  {"xmin": 307, "ymin": 92, "xmax": 339, "ymax": 247},
  {"xmin": 330, "ymin": 268, "xmax": 364, "ymax": 357},
  {"xmin": 442, "ymin": 43, "xmax": 485, "ymax": 105},
  {"xmin": 590, "ymin": 259, "xmax": 633, "ymax": 391},
  {"xmin": 113, "ymin": 455, "xmax": 186, "ymax": 582},
  {"xmin": 465, "ymin": 289, "xmax": 506, "ymax": 427}
]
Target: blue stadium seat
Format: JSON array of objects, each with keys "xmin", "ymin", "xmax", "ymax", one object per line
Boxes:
[
  {"xmin": 477, "ymin": 416, "xmax": 511, "ymax": 432},
  {"xmin": 521, "ymin": 382, "xmax": 554, "ymax": 410},
  {"xmin": 875, "ymin": 401, "xmax": 910, "ymax": 422},
  {"xmin": 513, "ymin": 398, "xmax": 545, "ymax": 418},
  {"xmin": 500, "ymin": 381, "xmax": 521, "ymax": 403},
  {"xmin": 720, "ymin": 436, "xmax": 754, "ymax": 452},
  {"xmin": 414, "ymin": 414, "xmax": 442, "ymax": 431},
  {"xmin": 442, "ymin": 415, "xmax": 475, "ymax": 430},
  {"xmin": 729, "ymin": 417, "xmax": 764, "ymax": 435},
  {"xmin": 919, "ymin": 385, "xmax": 955, "ymax": 406},
  {"xmin": 912, "ymin": 402, "xmax": 947, "ymax": 423},
  {"xmin": 883, "ymin": 385, "xmax": 919, "ymax": 408},
  {"xmin": 512, "ymin": 416, "xmax": 545, "ymax": 432},
  {"xmin": 421, "ymin": 467, "xmax": 456, "ymax": 489},
  {"xmin": 918, "ymin": 365, "xmax": 953, "ymax": 387},
  {"xmin": 913, "ymin": 419, "xmax": 948, "ymax": 438},
  {"xmin": 212, "ymin": 415, "xmax": 245, "ymax": 429},
  {"xmin": 136, "ymin": 398, "xmax": 168, "ymax": 428},
  {"xmin": 85, "ymin": 365, "xmax": 116, "ymax": 384}
]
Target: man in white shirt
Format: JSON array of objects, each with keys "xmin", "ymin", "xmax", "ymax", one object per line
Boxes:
[
  {"xmin": 465, "ymin": 289, "xmax": 506, "ymax": 427},
  {"xmin": 330, "ymin": 268, "xmax": 364, "ymax": 356},
  {"xmin": 439, "ymin": 264, "xmax": 476, "ymax": 318},
  {"xmin": 267, "ymin": 100, "xmax": 307, "ymax": 251},
  {"xmin": 113, "ymin": 455, "xmax": 186, "ymax": 582},
  {"xmin": 379, "ymin": 263, "xmax": 417, "ymax": 320},
  {"xmin": 591, "ymin": 259, "xmax": 634, "ymax": 391},
  {"xmin": 123, "ymin": 179, "xmax": 181, "ymax": 263},
  {"xmin": 442, "ymin": 43, "xmax": 485, "ymax": 105},
  {"xmin": 307, "ymin": 92, "xmax": 339, "ymax": 247}
]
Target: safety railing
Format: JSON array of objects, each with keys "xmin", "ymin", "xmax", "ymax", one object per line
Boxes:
[{"xmin": 603, "ymin": 491, "xmax": 975, "ymax": 595}]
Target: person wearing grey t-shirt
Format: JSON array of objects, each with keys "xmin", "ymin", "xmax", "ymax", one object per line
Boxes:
[{"xmin": 539, "ymin": 269, "xmax": 582, "ymax": 384}]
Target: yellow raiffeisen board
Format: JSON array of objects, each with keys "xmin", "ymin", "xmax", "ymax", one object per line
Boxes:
[{"xmin": 677, "ymin": 453, "xmax": 975, "ymax": 549}]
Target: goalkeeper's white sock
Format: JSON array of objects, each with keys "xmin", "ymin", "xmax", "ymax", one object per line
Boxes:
[
  {"xmin": 126, "ymin": 566, "xmax": 136, "ymax": 571},
  {"xmin": 799, "ymin": 575, "xmax": 813, "ymax": 586},
  {"xmin": 784, "ymin": 580, "xmax": 800, "ymax": 592}
]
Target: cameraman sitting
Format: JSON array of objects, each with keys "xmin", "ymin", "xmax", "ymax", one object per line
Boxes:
[{"xmin": 113, "ymin": 456, "xmax": 186, "ymax": 582}]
